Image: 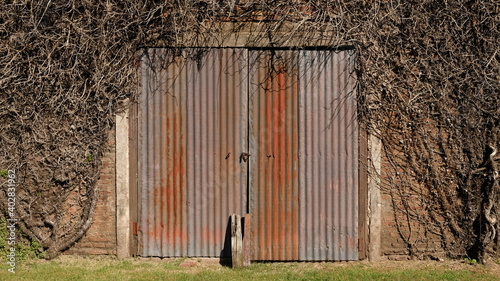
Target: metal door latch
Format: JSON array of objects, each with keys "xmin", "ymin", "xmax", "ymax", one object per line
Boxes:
[{"xmin": 239, "ymin": 152, "xmax": 250, "ymax": 163}]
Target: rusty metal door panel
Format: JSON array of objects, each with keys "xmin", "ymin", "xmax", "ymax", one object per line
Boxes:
[
  {"xmin": 139, "ymin": 48, "xmax": 188, "ymax": 257},
  {"xmin": 248, "ymin": 49, "xmax": 358, "ymax": 261},
  {"xmin": 138, "ymin": 48, "xmax": 248, "ymax": 257},
  {"xmin": 298, "ymin": 50, "xmax": 359, "ymax": 260},
  {"xmin": 249, "ymin": 50, "xmax": 300, "ymax": 260},
  {"xmin": 186, "ymin": 48, "xmax": 249, "ymax": 257}
]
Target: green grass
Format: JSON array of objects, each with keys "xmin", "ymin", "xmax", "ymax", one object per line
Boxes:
[{"xmin": 0, "ymin": 256, "xmax": 499, "ymax": 281}]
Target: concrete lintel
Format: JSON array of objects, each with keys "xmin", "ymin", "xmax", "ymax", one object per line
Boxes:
[
  {"xmin": 116, "ymin": 102, "xmax": 130, "ymax": 259},
  {"xmin": 153, "ymin": 22, "xmax": 352, "ymax": 48}
]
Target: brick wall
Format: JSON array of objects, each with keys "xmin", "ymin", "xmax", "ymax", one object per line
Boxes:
[
  {"xmin": 379, "ymin": 152, "xmax": 446, "ymax": 259},
  {"xmin": 65, "ymin": 127, "xmax": 117, "ymax": 255}
]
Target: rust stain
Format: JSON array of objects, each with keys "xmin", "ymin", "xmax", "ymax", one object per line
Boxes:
[
  {"xmin": 201, "ymin": 226, "xmax": 225, "ymax": 246},
  {"xmin": 271, "ymin": 71, "xmax": 286, "ymax": 250},
  {"xmin": 348, "ymin": 236, "xmax": 357, "ymax": 250},
  {"xmin": 179, "ymin": 112, "xmax": 187, "ymax": 247},
  {"xmin": 152, "ymin": 184, "xmax": 161, "ymax": 240},
  {"xmin": 253, "ymin": 52, "xmax": 299, "ymax": 260}
]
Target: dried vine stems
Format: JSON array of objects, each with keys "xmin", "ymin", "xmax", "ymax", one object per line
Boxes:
[{"xmin": 472, "ymin": 145, "xmax": 500, "ymax": 262}]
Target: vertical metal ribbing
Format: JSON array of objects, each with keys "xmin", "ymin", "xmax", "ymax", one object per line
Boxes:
[
  {"xmin": 186, "ymin": 51, "xmax": 196, "ymax": 256},
  {"xmin": 249, "ymin": 50, "xmax": 299, "ymax": 261},
  {"xmin": 298, "ymin": 50, "xmax": 307, "ymax": 260},
  {"xmin": 158, "ymin": 59, "xmax": 167, "ymax": 256},
  {"xmin": 139, "ymin": 49, "xmax": 189, "ymax": 257},
  {"xmin": 298, "ymin": 50, "xmax": 359, "ymax": 261},
  {"xmin": 185, "ymin": 48, "xmax": 248, "ymax": 257},
  {"xmin": 147, "ymin": 50, "xmax": 156, "ymax": 256},
  {"xmin": 324, "ymin": 51, "xmax": 334, "ymax": 260},
  {"xmin": 345, "ymin": 50, "xmax": 359, "ymax": 260},
  {"xmin": 138, "ymin": 49, "xmax": 148, "ymax": 256}
]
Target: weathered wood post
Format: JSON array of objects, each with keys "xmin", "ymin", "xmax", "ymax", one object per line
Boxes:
[{"xmin": 231, "ymin": 214, "xmax": 243, "ymax": 268}]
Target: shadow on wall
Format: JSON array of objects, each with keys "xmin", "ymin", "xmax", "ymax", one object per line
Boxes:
[{"xmin": 220, "ymin": 216, "xmax": 232, "ymax": 267}]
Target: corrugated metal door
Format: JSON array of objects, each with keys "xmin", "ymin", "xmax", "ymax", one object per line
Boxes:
[
  {"xmin": 248, "ymin": 50, "xmax": 300, "ymax": 260},
  {"xmin": 248, "ymin": 50, "xmax": 358, "ymax": 260},
  {"xmin": 138, "ymin": 48, "xmax": 248, "ymax": 257},
  {"xmin": 137, "ymin": 48, "xmax": 358, "ymax": 260},
  {"xmin": 297, "ymin": 50, "xmax": 358, "ymax": 260}
]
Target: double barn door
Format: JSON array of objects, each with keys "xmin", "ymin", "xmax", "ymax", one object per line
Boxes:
[{"xmin": 137, "ymin": 48, "xmax": 358, "ymax": 260}]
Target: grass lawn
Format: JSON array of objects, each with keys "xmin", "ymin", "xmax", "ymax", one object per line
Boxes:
[{"xmin": 1, "ymin": 256, "xmax": 499, "ymax": 281}]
